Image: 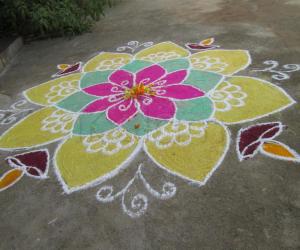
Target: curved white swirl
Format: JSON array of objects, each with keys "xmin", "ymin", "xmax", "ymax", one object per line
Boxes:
[
  {"xmin": 253, "ymin": 60, "xmax": 300, "ymax": 81},
  {"xmin": 96, "ymin": 164, "xmax": 177, "ymax": 218},
  {"xmin": 142, "ymin": 96, "xmax": 153, "ymax": 105},
  {"xmin": 116, "ymin": 41, "xmax": 154, "ymax": 53},
  {"xmin": 0, "ymin": 99, "xmax": 34, "ymax": 125}
]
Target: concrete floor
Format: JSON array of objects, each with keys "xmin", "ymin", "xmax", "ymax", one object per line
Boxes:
[{"xmin": 0, "ymin": 0, "xmax": 300, "ymax": 249}]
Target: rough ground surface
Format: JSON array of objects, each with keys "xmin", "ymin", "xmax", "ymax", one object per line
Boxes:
[{"xmin": 0, "ymin": 0, "xmax": 300, "ymax": 249}]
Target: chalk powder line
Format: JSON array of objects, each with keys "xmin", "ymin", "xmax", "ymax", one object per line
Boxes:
[{"xmin": 0, "ymin": 40, "xmax": 299, "ymax": 218}]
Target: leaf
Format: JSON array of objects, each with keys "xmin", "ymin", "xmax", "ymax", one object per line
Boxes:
[
  {"xmin": 237, "ymin": 122, "xmax": 283, "ymax": 161},
  {"xmin": 201, "ymin": 37, "xmax": 214, "ymax": 46},
  {"xmin": 214, "ymin": 77, "xmax": 295, "ymax": 124},
  {"xmin": 24, "ymin": 73, "xmax": 81, "ymax": 106},
  {"xmin": 261, "ymin": 141, "xmax": 300, "ymax": 162},
  {"xmin": 0, "ymin": 107, "xmax": 74, "ymax": 150},
  {"xmin": 54, "ymin": 129, "xmax": 140, "ymax": 193},
  {"xmin": 0, "ymin": 169, "xmax": 24, "ymax": 191},
  {"xmin": 190, "ymin": 49, "xmax": 250, "ymax": 75},
  {"xmin": 144, "ymin": 121, "xmax": 229, "ymax": 184},
  {"xmin": 83, "ymin": 52, "xmax": 132, "ymax": 72},
  {"xmin": 135, "ymin": 42, "xmax": 190, "ymax": 63}
]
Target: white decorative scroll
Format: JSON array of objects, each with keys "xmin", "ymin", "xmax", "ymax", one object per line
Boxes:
[
  {"xmin": 116, "ymin": 41, "xmax": 154, "ymax": 53},
  {"xmin": 96, "ymin": 164, "xmax": 177, "ymax": 218},
  {"xmin": 253, "ymin": 60, "xmax": 300, "ymax": 81},
  {"xmin": 0, "ymin": 99, "xmax": 34, "ymax": 125}
]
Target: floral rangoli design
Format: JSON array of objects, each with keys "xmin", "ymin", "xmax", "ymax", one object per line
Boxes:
[{"xmin": 0, "ymin": 41, "xmax": 298, "ymax": 218}]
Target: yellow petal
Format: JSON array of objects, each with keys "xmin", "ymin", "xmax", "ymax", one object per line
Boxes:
[
  {"xmin": 144, "ymin": 122, "xmax": 229, "ymax": 184},
  {"xmin": 24, "ymin": 73, "xmax": 81, "ymax": 106},
  {"xmin": 135, "ymin": 42, "xmax": 190, "ymax": 63},
  {"xmin": 214, "ymin": 77, "xmax": 295, "ymax": 124},
  {"xmin": 83, "ymin": 52, "xmax": 132, "ymax": 72},
  {"xmin": 54, "ymin": 129, "xmax": 140, "ymax": 192},
  {"xmin": 0, "ymin": 107, "xmax": 75, "ymax": 149},
  {"xmin": 190, "ymin": 49, "xmax": 250, "ymax": 75}
]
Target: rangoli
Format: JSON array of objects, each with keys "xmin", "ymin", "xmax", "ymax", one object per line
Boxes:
[{"xmin": 0, "ymin": 40, "xmax": 298, "ymax": 218}]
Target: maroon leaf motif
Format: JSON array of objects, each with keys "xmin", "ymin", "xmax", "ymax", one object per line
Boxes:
[
  {"xmin": 6, "ymin": 149, "xmax": 49, "ymax": 179},
  {"xmin": 52, "ymin": 62, "xmax": 82, "ymax": 77},
  {"xmin": 185, "ymin": 43, "xmax": 219, "ymax": 50},
  {"xmin": 237, "ymin": 122, "xmax": 283, "ymax": 161}
]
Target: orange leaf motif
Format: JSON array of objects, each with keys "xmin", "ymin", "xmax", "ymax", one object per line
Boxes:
[
  {"xmin": 201, "ymin": 38, "xmax": 215, "ymax": 46},
  {"xmin": 57, "ymin": 64, "xmax": 69, "ymax": 70},
  {"xmin": 0, "ymin": 168, "xmax": 24, "ymax": 191},
  {"xmin": 261, "ymin": 141, "xmax": 300, "ymax": 162}
]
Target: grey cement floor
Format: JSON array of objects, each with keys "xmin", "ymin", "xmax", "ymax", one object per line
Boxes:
[{"xmin": 0, "ymin": 0, "xmax": 300, "ymax": 249}]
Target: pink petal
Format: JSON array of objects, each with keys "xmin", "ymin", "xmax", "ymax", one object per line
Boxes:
[
  {"xmin": 107, "ymin": 99, "xmax": 137, "ymax": 125},
  {"xmin": 138, "ymin": 96, "xmax": 175, "ymax": 120},
  {"xmin": 109, "ymin": 70, "xmax": 134, "ymax": 88},
  {"xmin": 154, "ymin": 84, "xmax": 204, "ymax": 100},
  {"xmin": 153, "ymin": 70, "xmax": 188, "ymax": 86},
  {"xmin": 83, "ymin": 83, "xmax": 124, "ymax": 97},
  {"xmin": 82, "ymin": 95, "xmax": 123, "ymax": 113},
  {"xmin": 135, "ymin": 65, "xmax": 166, "ymax": 85}
]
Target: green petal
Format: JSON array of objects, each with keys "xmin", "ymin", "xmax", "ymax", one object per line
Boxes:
[
  {"xmin": 176, "ymin": 97, "xmax": 214, "ymax": 121},
  {"xmin": 56, "ymin": 91, "xmax": 97, "ymax": 112},
  {"xmin": 80, "ymin": 70, "xmax": 113, "ymax": 88},
  {"xmin": 73, "ymin": 112, "xmax": 116, "ymax": 135},
  {"xmin": 159, "ymin": 58, "xmax": 190, "ymax": 72},
  {"xmin": 123, "ymin": 113, "xmax": 167, "ymax": 136},
  {"xmin": 121, "ymin": 60, "xmax": 152, "ymax": 73},
  {"xmin": 183, "ymin": 70, "xmax": 223, "ymax": 92}
]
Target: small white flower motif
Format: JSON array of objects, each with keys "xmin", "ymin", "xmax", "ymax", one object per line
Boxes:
[
  {"xmin": 147, "ymin": 121, "xmax": 207, "ymax": 149},
  {"xmin": 96, "ymin": 58, "xmax": 129, "ymax": 71},
  {"xmin": 191, "ymin": 56, "xmax": 228, "ymax": 73},
  {"xmin": 140, "ymin": 51, "xmax": 181, "ymax": 62},
  {"xmin": 41, "ymin": 109, "xmax": 76, "ymax": 134},
  {"xmin": 45, "ymin": 80, "xmax": 78, "ymax": 104},
  {"xmin": 83, "ymin": 128, "xmax": 136, "ymax": 155},
  {"xmin": 209, "ymin": 81, "xmax": 247, "ymax": 111}
]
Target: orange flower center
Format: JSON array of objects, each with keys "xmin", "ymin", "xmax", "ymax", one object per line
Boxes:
[{"xmin": 125, "ymin": 83, "xmax": 155, "ymax": 99}]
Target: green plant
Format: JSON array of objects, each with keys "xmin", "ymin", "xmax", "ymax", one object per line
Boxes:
[{"xmin": 0, "ymin": 0, "xmax": 113, "ymax": 39}]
